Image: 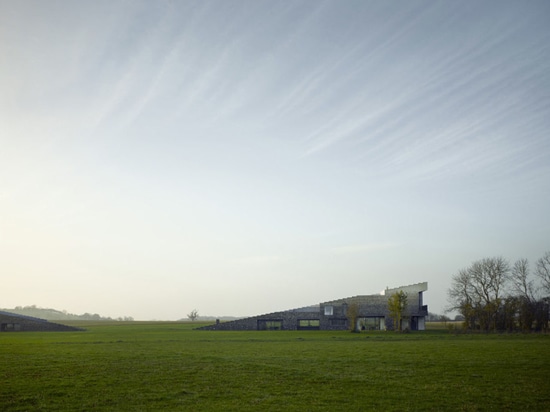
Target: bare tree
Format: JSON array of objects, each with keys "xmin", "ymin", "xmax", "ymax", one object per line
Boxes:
[
  {"xmin": 447, "ymin": 254, "xmax": 550, "ymax": 332},
  {"xmin": 535, "ymin": 251, "xmax": 550, "ymax": 295},
  {"xmin": 470, "ymin": 257, "xmax": 510, "ymax": 330},
  {"xmin": 509, "ymin": 258, "xmax": 537, "ymax": 331},
  {"xmin": 511, "ymin": 258, "xmax": 535, "ymax": 301},
  {"xmin": 447, "ymin": 257, "xmax": 510, "ymax": 331},
  {"xmin": 187, "ymin": 309, "xmax": 199, "ymax": 322},
  {"xmin": 447, "ymin": 268, "xmax": 477, "ymax": 329}
]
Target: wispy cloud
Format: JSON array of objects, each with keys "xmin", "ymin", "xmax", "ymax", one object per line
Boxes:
[
  {"xmin": 281, "ymin": 3, "xmax": 550, "ymax": 189},
  {"xmin": 231, "ymin": 255, "xmax": 282, "ymax": 266},
  {"xmin": 331, "ymin": 242, "xmax": 398, "ymax": 255},
  {"xmin": 2, "ymin": 1, "xmax": 549, "ymax": 320}
]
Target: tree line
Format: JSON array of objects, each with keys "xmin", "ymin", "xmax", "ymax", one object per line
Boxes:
[{"xmin": 447, "ymin": 251, "xmax": 550, "ymax": 332}]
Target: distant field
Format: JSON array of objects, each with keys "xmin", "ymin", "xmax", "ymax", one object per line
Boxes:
[
  {"xmin": 1, "ymin": 322, "xmax": 549, "ymax": 411},
  {"xmin": 426, "ymin": 320, "xmax": 463, "ymax": 330}
]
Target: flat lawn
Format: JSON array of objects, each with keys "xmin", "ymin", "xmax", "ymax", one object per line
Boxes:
[{"xmin": 1, "ymin": 323, "xmax": 549, "ymax": 411}]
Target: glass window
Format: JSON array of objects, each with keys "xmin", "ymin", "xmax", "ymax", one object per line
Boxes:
[
  {"xmin": 298, "ymin": 319, "xmax": 320, "ymax": 328},
  {"xmin": 257, "ymin": 320, "xmax": 283, "ymax": 330},
  {"xmin": 330, "ymin": 318, "xmax": 347, "ymax": 326},
  {"xmin": 359, "ymin": 317, "xmax": 385, "ymax": 331},
  {"xmin": 324, "ymin": 306, "xmax": 333, "ymax": 316}
]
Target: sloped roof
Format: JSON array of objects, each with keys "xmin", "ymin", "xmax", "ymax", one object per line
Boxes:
[
  {"xmin": 0, "ymin": 311, "xmax": 83, "ymax": 332},
  {"xmin": 0, "ymin": 310, "xmax": 49, "ymax": 322}
]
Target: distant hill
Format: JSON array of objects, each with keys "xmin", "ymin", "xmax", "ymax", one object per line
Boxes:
[{"xmin": 1, "ymin": 305, "xmax": 134, "ymax": 322}]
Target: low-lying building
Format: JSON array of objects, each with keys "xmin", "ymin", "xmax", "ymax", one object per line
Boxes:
[
  {"xmin": 0, "ymin": 311, "xmax": 83, "ymax": 332},
  {"xmin": 198, "ymin": 282, "xmax": 428, "ymax": 331}
]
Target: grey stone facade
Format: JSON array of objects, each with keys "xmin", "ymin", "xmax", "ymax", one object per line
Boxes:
[
  {"xmin": 198, "ymin": 282, "xmax": 428, "ymax": 331},
  {"xmin": 0, "ymin": 311, "xmax": 83, "ymax": 332}
]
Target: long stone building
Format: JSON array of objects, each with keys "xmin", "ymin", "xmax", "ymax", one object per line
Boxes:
[
  {"xmin": 0, "ymin": 311, "xmax": 83, "ymax": 332},
  {"xmin": 198, "ymin": 282, "xmax": 428, "ymax": 331}
]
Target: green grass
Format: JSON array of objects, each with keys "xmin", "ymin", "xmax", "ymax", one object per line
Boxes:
[{"xmin": 1, "ymin": 322, "xmax": 549, "ymax": 411}]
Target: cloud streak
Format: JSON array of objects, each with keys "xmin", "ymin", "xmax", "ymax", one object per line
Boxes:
[
  {"xmin": 331, "ymin": 243, "xmax": 399, "ymax": 255},
  {"xmin": 1, "ymin": 1, "xmax": 549, "ymax": 319}
]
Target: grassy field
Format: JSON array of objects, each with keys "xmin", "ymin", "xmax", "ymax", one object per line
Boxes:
[{"xmin": 1, "ymin": 322, "xmax": 549, "ymax": 411}]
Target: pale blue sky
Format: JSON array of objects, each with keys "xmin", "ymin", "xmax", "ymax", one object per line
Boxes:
[{"xmin": 1, "ymin": 1, "xmax": 549, "ymax": 320}]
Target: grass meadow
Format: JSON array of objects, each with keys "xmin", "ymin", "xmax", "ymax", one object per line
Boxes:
[{"xmin": 1, "ymin": 322, "xmax": 549, "ymax": 411}]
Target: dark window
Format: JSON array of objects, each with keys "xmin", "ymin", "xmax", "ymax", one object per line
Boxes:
[
  {"xmin": 257, "ymin": 320, "xmax": 283, "ymax": 330},
  {"xmin": 298, "ymin": 319, "xmax": 320, "ymax": 330},
  {"xmin": 359, "ymin": 317, "xmax": 385, "ymax": 331},
  {"xmin": 1, "ymin": 323, "xmax": 20, "ymax": 332},
  {"xmin": 330, "ymin": 318, "xmax": 347, "ymax": 326}
]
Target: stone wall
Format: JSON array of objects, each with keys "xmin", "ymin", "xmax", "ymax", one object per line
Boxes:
[{"xmin": 197, "ymin": 309, "xmax": 332, "ymax": 331}]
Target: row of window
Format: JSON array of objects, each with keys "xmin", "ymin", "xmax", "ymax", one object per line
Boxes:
[
  {"xmin": 299, "ymin": 319, "xmax": 319, "ymax": 328},
  {"xmin": 256, "ymin": 317, "xmax": 390, "ymax": 331},
  {"xmin": 257, "ymin": 318, "xmax": 348, "ymax": 330},
  {"xmin": 0, "ymin": 323, "xmax": 21, "ymax": 331}
]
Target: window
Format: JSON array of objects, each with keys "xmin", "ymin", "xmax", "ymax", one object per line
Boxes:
[
  {"xmin": 324, "ymin": 306, "xmax": 333, "ymax": 316},
  {"xmin": 330, "ymin": 318, "xmax": 347, "ymax": 326},
  {"xmin": 1, "ymin": 323, "xmax": 20, "ymax": 332},
  {"xmin": 359, "ymin": 317, "xmax": 386, "ymax": 331},
  {"xmin": 298, "ymin": 319, "xmax": 320, "ymax": 330},
  {"xmin": 257, "ymin": 320, "xmax": 283, "ymax": 330}
]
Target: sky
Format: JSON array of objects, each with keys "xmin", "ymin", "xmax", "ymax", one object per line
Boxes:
[{"xmin": 1, "ymin": 1, "xmax": 549, "ymax": 320}]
